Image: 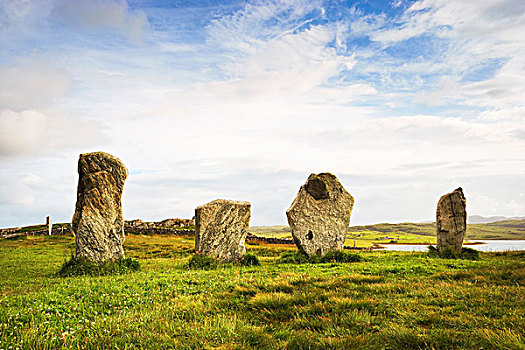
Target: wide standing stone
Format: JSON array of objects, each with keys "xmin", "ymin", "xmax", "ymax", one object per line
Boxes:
[
  {"xmin": 71, "ymin": 152, "xmax": 128, "ymax": 262},
  {"xmin": 436, "ymin": 187, "xmax": 467, "ymax": 253},
  {"xmin": 195, "ymin": 199, "xmax": 250, "ymax": 261},
  {"xmin": 286, "ymin": 173, "xmax": 354, "ymax": 257}
]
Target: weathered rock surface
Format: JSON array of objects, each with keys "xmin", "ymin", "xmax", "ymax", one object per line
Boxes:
[
  {"xmin": 195, "ymin": 199, "xmax": 250, "ymax": 261},
  {"xmin": 286, "ymin": 173, "xmax": 354, "ymax": 257},
  {"xmin": 436, "ymin": 187, "xmax": 467, "ymax": 253},
  {"xmin": 72, "ymin": 152, "xmax": 128, "ymax": 262}
]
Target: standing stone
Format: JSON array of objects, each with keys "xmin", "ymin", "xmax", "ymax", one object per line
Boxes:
[
  {"xmin": 195, "ymin": 199, "xmax": 250, "ymax": 261},
  {"xmin": 71, "ymin": 152, "xmax": 128, "ymax": 262},
  {"xmin": 436, "ymin": 187, "xmax": 467, "ymax": 253},
  {"xmin": 286, "ymin": 173, "xmax": 354, "ymax": 257},
  {"xmin": 46, "ymin": 216, "xmax": 52, "ymax": 235}
]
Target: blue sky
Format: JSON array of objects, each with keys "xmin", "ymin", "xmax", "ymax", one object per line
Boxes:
[{"xmin": 1, "ymin": 0, "xmax": 524, "ymax": 227}]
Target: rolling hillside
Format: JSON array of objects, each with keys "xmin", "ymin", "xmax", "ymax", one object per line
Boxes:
[{"xmin": 249, "ymin": 219, "xmax": 525, "ymax": 241}]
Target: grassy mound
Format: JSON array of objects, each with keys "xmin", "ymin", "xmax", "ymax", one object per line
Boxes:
[
  {"xmin": 57, "ymin": 256, "xmax": 140, "ymax": 277},
  {"xmin": 188, "ymin": 254, "xmax": 219, "ymax": 269},
  {"xmin": 239, "ymin": 253, "xmax": 261, "ymax": 266},
  {"xmin": 427, "ymin": 245, "xmax": 480, "ymax": 260},
  {"xmin": 188, "ymin": 253, "xmax": 261, "ymax": 269},
  {"xmin": 278, "ymin": 250, "xmax": 364, "ymax": 264}
]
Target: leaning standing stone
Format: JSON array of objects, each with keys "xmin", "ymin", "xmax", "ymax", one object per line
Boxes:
[
  {"xmin": 71, "ymin": 152, "xmax": 128, "ymax": 262},
  {"xmin": 195, "ymin": 199, "xmax": 250, "ymax": 261},
  {"xmin": 286, "ymin": 173, "xmax": 354, "ymax": 257},
  {"xmin": 436, "ymin": 187, "xmax": 467, "ymax": 253}
]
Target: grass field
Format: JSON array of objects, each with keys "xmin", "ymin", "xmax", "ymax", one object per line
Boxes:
[{"xmin": 0, "ymin": 234, "xmax": 524, "ymax": 349}]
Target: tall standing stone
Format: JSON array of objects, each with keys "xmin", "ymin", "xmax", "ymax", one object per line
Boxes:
[
  {"xmin": 71, "ymin": 152, "xmax": 128, "ymax": 262},
  {"xmin": 286, "ymin": 173, "xmax": 354, "ymax": 257},
  {"xmin": 195, "ymin": 199, "xmax": 250, "ymax": 261},
  {"xmin": 46, "ymin": 216, "xmax": 52, "ymax": 235},
  {"xmin": 436, "ymin": 187, "xmax": 467, "ymax": 253}
]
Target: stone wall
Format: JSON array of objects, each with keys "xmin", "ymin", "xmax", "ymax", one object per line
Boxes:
[{"xmin": 125, "ymin": 227, "xmax": 195, "ymax": 236}]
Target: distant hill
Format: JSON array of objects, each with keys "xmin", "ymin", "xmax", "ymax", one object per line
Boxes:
[
  {"xmin": 250, "ymin": 219, "xmax": 525, "ymax": 240},
  {"xmin": 350, "ymin": 220, "xmax": 525, "ymax": 240},
  {"xmin": 468, "ymin": 215, "xmax": 525, "ymax": 223}
]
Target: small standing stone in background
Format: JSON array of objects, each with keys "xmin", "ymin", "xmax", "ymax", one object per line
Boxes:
[
  {"xmin": 436, "ymin": 187, "xmax": 467, "ymax": 253},
  {"xmin": 46, "ymin": 216, "xmax": 52, "ymax": 235},
  {"xmin": 286, "ymin": 173, "xmax": 354, "ymax": 257},
  {"xmin": 71, "ymin": 152, "xmax": 128, "ymax": 262},
  {"xmin": 194, "ymin": 199, "xmax": 251, "ymax": 261}
]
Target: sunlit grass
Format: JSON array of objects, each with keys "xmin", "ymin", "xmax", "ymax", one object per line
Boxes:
[{"xmin": 0, "ymin": 233, "xmax": 524, "ymax": 349}]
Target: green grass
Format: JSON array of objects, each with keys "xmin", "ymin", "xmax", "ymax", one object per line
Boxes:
[{"xmin": 0, "ymin": 234, "xmax": 524, "ymax": 349}]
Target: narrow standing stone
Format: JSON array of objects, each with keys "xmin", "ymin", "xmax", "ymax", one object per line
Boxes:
[
  {"xmin": 286, "ymin": 173, "xmax": 354, "ymax": 257},
  {"xmin": 71, "ymin": 152, "xmax": 128, "ymax": 262},
  {"xmin": 195, "ymin": 199, "xmax": 251, "ymax": 261},
  {"xmin": 436, "ymin": 187, "xmax": 467, "ymax": 253},
  {"xmin": 46, "ymin": 216, "xmax": 52, "ymax": 235}
]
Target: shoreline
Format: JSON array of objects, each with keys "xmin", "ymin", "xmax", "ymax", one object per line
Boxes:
[{"xmin": 371, "ymin": 241, "xmax": 487, "ymax": 246}]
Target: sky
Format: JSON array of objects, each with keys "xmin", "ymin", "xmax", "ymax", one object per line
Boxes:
[{"xmin": 0, "ymin": 0, "xmax": 524, "ymax": 228}]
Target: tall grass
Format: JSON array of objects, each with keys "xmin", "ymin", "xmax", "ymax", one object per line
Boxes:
[{"xmin": 0, "ymin": 234, "xmax": 523, "ymax": 349}]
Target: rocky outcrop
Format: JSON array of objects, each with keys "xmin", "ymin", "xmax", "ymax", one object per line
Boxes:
[
  {"xmin": 286, "ymin": 173, "xmax": 354, "ymax": 257},
  {"xmin": 125, "ymin": 219, "xmax": 146, "ymax": 229},
  {"xmin": 124, "ymin": 218, "xmax": 195, "ymax": 231},
  {"xmin": 72, "ymin": 152, "xmax": 128, "ymax": 262},
  {"xmin": 436, "ymin": 187, "xmax": 467, "ymax": 253},
  {"xmin": 158, "ymin": 218, "xmax": 195, "ymax": 227},
  {"xmin": 195, "ymin": 199, "xmax": 250, "ymax": 261}
]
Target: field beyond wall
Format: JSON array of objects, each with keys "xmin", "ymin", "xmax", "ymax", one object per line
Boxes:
[{"xmin": 0, "ymin": 234, "xmax": 524, "ymax": 349}]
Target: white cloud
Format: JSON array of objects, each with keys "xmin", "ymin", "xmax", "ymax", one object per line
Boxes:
[
  {"xmin": 154, "ymin": 8, "xmax": 363, "ymax": 115},
  {"xmin": 0, "ymin": 0, "xmax": 149, "ymax": 44},
  {"xmin": 372, "ymin": 0, "xmax": 525, "ymax": 45},
  {"xmin": 52, "ymin": 0, "xmax": 150, "ymax": 43},
  {"xmin": 0, "ymin": 0, "xmax": 54, "ymax": 37},
  {"xmin": 206, "ymin": 0, "xmax": 323, "ymax": 54},
  {"xmin": 0, "ymin": 180, "xmax": 34, "ymax": 207},
  {"xmin": 413, "ymin": 76, "xmax": 460, "ymax": 106},
  {"xmin": 0, "ymin": 108, "xmax": 107, "ymax": 157},
  {"xmin": 0, "ymin": 62, "xmax": 71, "ymax": 111},
  {"xmin": 478, "ymin": 107, "xmax": 525, "ymax": 121}
]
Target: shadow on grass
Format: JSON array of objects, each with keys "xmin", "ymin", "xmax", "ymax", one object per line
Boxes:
[
  {"xmin": 427, "ymin": 245, "xmax": 480, "ymax": 260},
  {"xmin": 278, "ymin": 250, "xmax": 364, "ymax": 264},
  {"xmin": 57, "ymin": 256, "xmax": 140, "ymax": 277}
]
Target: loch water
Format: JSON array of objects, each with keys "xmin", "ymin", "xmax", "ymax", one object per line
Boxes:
[{"xmin": 378, "ymin": 240, "xmax": 525, "ymax": 252}]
